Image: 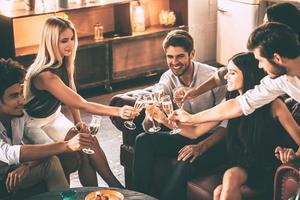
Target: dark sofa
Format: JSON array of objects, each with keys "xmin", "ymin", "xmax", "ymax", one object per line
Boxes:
[{"xmin": 109, "ymin": 89, "xmax": 300, "ymax": 200}]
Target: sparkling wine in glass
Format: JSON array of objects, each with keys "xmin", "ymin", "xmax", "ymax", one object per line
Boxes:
[
  {"xmin": 124, "ymin": 96, "xmax": 144, "ymax": 130},
  {"xmin": 153, "ymin": 83, "xmax": 165, "ymax": 104},
  {"xmin": 82, "ymin": 115, "xmax": 102, "ymax": 154},
  {"xmin": 143, "ymin": 93, "xmax": 161, "ymax": 133},
  {"xmin": 161, "ymin": 95, "xmax": 181, "ymax": 134},
  {"xmin": 173, "ymin": 86, "xmax": 185, "ymax": 109}
]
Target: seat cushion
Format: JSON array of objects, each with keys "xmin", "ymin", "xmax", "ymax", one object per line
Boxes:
[
  {"xmin": 120, "ymin": 144, "xmax": 134, "ymax": 169},
  {"xmin": 187, "ymin": 172, "xmax": 268, "ymax": 200},
  {"xmin": 187, "ymin": 173, "xmax": 222, "ymax": 200}
]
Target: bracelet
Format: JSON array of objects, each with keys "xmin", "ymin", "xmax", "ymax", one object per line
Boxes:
[{"xmin": 75, "ymin": 121, "xmax": 84, "ymax": 126}]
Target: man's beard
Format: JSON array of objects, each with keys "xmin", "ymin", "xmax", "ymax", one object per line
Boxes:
[
  {"xmin": 16, "ymin": 112, "xmax": 24, "ymax": 117},
  {"xmin": 173, "ymin": 63, "xmax": 190, "ymax": 77},
  {"xmin": 268, "ymin": 59, "xmax": 287, "ymax": 78},
  {"xmin": 11, "ymin": 111, "xmax": 24, "ymax": 118},
  {"xmin": 10, "ymin": 107, "xmax": 25, "ymax": 118}
]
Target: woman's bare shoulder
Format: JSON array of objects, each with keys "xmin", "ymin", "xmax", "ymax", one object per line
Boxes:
[{"xmin": 271, "ymin": 98, "xmax": 289, "ymax": 118}]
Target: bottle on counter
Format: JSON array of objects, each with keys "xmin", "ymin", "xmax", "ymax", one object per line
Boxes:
[{"xmin": 94, "ymin": 24, "xmax": 103, "ymax": 41}]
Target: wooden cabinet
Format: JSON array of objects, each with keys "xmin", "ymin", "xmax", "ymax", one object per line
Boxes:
[
  {"xmin": 75, "ymin": 43, "xmax": 109, "ymax": 90},
  {"xmin": 111, "ymin": 28, "xmax": 170, "ymax": 82},
  {"xmin": 0, "ymin": 0, "xmax": 188, "ymax": 91}
]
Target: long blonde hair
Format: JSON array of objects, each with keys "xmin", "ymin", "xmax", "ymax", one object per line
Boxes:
[{"xmin": 24, "ymin": 16, "xmax": 78, "ymax": 102}]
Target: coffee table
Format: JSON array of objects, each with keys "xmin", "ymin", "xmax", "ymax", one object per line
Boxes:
[{"xmin": 25, "ymin": 187, "xmax": 158, "ymax": 200}]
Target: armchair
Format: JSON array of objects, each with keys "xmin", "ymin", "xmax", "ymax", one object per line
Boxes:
[
  {"xmin": 274, "ymin": 161, "xmax": 300, "ymax": 200},
  {"xmin": 109, "ymin": 89, "xmax": 300, "ymax": 200},
  {"xmin": 109, "ymin": 88, "xmax": 150, "ymax": 189}
]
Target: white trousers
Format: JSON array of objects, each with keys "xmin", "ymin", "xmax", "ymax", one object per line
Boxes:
[{"xmin": 25, "ymin": 106, "xmax": 74, "ymax": 143}]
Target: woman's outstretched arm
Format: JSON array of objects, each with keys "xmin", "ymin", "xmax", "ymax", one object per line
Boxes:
[{"xmin": 33, "ymin": 71, "xmax": 138, "ymax": 119}]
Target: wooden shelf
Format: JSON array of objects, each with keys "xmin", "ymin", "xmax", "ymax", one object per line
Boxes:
[
  {"xmin": 15, "ymin": 24, "xmax": 187, "ymax": 57},
  {"xmin": 0, "ymin": 0, "xmax": 130, "ymax": 19},
  {"xmin": 15, "ymin": 45, "xmax": 38, "ymax": 57}
]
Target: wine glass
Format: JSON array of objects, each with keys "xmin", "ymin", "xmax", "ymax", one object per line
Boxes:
[
  {"xmin": 82, "ymin": 115, "xmax": 102, "ymax": 154},
  {"xmin": 161, "ymin": 95, "xmax": 181, "ymax": 134},
  {"xmin": 173, "ymin": 86, "xmax": 185, "ymax": 109},
  {"xmin": 124, "ymin": 95, "xmax": 144, "ymax": 130},
  {"xmin": 152, "ymin": 83, "xmax": 165, "ymax": 104},
  {"xmin": 143, "ymin": 93, "xmax": 161, "ymax": 133}
]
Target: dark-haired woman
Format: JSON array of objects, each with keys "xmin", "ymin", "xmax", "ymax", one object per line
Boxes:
[{"xmin": 167, "ymin": 52, "xmax": 300, "ymax": 199}]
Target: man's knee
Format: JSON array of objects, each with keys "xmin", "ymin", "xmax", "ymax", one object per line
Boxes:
[
  {"xmin": 175, "ymin": 161, "xmax": 192, "ymax": 174},
  {"xmin": 44, "ymin": 156, "xmax": 64, "ymax": 175}
]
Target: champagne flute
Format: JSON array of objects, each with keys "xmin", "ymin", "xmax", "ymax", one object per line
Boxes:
[
  {"xmin": 152, "ymin": 83, "xmax": 165, "ymax": 104},
  {"xmin": 143, "ymin": 93, "xmax": 161, "ymax": 133},
  {"xmin": 124, "ymin": 95, "xmax": 144, "ymax": 130},
  {"xmin": 161, "ymin": 95, "xmax": 181, "ymax": 134},
  {"xmin": 173, "ymin": 86, "xmax": 185, "ymax": 109},
  {"xmin": 82, "ymin": 115, "xmax": 102, "ymax": 154}
]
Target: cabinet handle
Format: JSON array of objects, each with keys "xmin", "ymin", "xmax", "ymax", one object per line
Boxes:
[
  {"xmin": 145, "ymin": 71, "xmax": 158, "ymax": 77},
  {"xmin": 217, "ymin": 8, "xmax": 228, "ymax": 13}
]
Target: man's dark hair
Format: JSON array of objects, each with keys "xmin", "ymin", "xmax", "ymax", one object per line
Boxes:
[
  {"xmin": 0, "ymin": 58, "xmax": 26, "ymax": 98},
  {"xmin": 162, "ymin": 30, "xmax": 194, "ymax": 54},
  {"xmin": 266, "ymin": 2, "xmax": 300, "ymax": 37},
  {"xmin": 247, "ymin": 22, "xmax": 300, "ymax": 59}
]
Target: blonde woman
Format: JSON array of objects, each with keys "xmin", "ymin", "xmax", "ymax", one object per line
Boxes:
[{"xmin": 24, "ymin": 16, "xmax": 138, "ymax": 188}]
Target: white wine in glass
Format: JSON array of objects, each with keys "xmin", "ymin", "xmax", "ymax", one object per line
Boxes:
[
  {"xmin": 161, "ymin": 95, "xmax": 181, "ymax": 134},
  {"xmin": 162, "ymin": 100, "xmax": 173, "ymax": 116},
  {"xmin": 124, "ymin": 96, "xmax": 144, "ymax": 130},
  {"xmin": 153, "ymin": 83, "xmax": 165, "ymax": 104},
  {"xmin": 82, "ymin": 115, "xmax": 102, "ymax": 154},
  {"xmin": 173, "ymin": 87, "xmax": 184, "ymax": 109},
  {"xmin": 143, "ymin": 93, "xmax": 161, "ymax": 133}
]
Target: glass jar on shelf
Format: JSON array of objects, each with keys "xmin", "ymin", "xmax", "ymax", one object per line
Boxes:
[{"xmin": 94, "ymin": 23, "xmax": 103, "ymax": 41}]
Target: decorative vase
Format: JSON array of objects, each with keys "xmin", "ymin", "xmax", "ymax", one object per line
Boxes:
[
  {"xmin": 159, "ymin": 10, "xmax": 176, "ymax": 27},
  {"xmin": 59, "ymin": 0, "xmax": 69, "ymax": 8},
  {"xmin": 131, "ymin": 1, "xmax": 146, "ymax": 32}
]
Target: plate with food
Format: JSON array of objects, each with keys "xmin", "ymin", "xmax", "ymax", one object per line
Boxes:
[{"xmin": 85, "ymin": 189, "xmax": 124, "ymax": 200}]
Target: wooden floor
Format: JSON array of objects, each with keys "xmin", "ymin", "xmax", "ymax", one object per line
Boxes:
[{"xmin": 62, "ymin": 76, "xmax": 159, "ymax": 188}]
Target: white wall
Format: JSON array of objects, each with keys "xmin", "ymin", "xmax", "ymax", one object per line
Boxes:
[{"xmin": 188, "ymin": 0, "xmax": 217, "ymax": 63}]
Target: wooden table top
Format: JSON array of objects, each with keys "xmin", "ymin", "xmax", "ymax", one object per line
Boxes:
[{"xmin": 25, "ymin": 187, "xmax": 158, "ymax": 200}]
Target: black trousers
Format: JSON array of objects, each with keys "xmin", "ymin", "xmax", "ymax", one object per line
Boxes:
[{"xmin": 132, "ymin": 131, "xmax": 227, "ymax": 200}]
